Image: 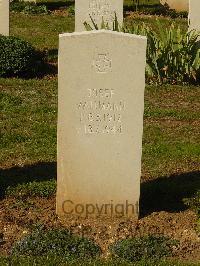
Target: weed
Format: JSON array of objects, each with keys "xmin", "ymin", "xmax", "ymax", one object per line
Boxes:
[
  {"xmin": 110, "ymin": 235, "xmax": 179, "ymax": 262},
  {"xmin": 11, "ymin": 228, "xmax": 101, "ymax": 260}
]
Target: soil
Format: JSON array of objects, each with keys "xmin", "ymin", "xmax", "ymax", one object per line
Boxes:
[{"xmin": 0, "ymin": 197, "xmax": 199, "ymax": 262}]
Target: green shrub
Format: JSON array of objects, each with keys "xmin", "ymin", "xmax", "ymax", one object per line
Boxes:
[
  {"xmin": 23, "ymin": 4, "xmax": 49, "ymax": 15},
  {"xmin": 145, "ymin": 23, "xmax": 200, "ymax": 85},
  {"xmin": 11, "ymin": 228, "xmax": 101, "ymax": 260},
  {"xmin": 6, "ymin": 180, "xmax": 56, "ymax": 198},
  {"xmin": 110, "ymin": 235, "xmax": 178, "ymax": 262},
  {"xmin": 10, "ymin": 0, "xmax": 49, "ymax": 15},
  {"xmin": 85, "ymin": 18, "xmax": 200, "ymax": 85},
  {"xmin": 68, "ymin": 5, "xmax": 75, "ymax": 16},
  {"xmin": 0, "ymin": 35, "xmax": 43, "ymax": 77},
  {"xmin": 10, "ymin": 0, "xmax": 29, "ymax": 13}
]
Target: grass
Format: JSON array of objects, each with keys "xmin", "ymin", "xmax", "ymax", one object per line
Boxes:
[
  {"xmin": 1, "ymin": 78, "xmax": 199, "ymax": 176},
  {"xmin": 10, "ymin": 13, "xmax": 74, "ymax": 51},
  {"xmin": 0, "ymin": 256, "xmax": 199, "ymax": 266},
  {"xmin": 0, "ymin": 78, "xmax": 57, "ymax": 166},
  {"xmin": 1, "ymin": 79, "xmax": 199, "ymax": 219}
]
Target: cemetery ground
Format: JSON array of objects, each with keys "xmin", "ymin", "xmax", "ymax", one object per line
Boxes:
[{"xmin": 0, "ymin": 4, "xmax": 200, "ymax": 266}]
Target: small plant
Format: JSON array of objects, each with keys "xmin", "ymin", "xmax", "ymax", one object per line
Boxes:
[
  {"xmin": 145, "ymin": 22, "xmax": 200, "ymax": 84},
  {"xmin": 110, "ymin": 235, "xmax": 179, "ymax": 262},
  {"xmin": 11, "ymin": 228, "xmax": 101, "ymax": 260},
  {"xmin": 183, "ymin": 190, "xmax": 200, "ymax": 232},
  {"xmin": 183, "ymin": 190, "xmax": 200, "ymax": 215},
  {"xmin": 68, "ymin": 5, "xmax": 75, "ymax": 16},
  {"xmin": 0, "ymin": 35, "xmax": 43, "ymax": 77},
  {"xmin": 6, "ymin": 180, "xmax": 56, "ymax": 199}
]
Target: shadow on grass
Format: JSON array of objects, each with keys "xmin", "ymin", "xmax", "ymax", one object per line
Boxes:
[
  {"xmin": 23, "ymin": 48, "xmax": 58, "ymax": 78},
  {"xmin": 46, "ymin": 48, "xmax": 58, "ymax": 63},
  {"xmin": 0, "ymin": 163, "xmax": 199, "ymax": 217},
  {"xmin": 123, "ymin": 3, "xmax": 162, "ymax": 12},
  {"xmin": 13, "ymin": 62, "xmax": 58, "ymax": 79},
  {"xmin": 140, "ymin": 171, "xmax": 200, "ymax": 217},
  {"xmin": 38, "ymin": 0, "xmax": 74, "ymax": 10},
  {"xmin": 0, "ymin": 162, "xmax": 56, "ymax": 199}
]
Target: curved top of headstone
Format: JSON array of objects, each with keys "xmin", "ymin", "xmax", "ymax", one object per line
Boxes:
[{"xmin": 59, "ymin": 29, "xmax": 147, "ymax": 41}]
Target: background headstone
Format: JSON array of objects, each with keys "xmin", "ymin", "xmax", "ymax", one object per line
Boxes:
[
  {"xmin": 57, "ymin": 30, "xmax": 147, "ymax": 218},
  {"xmin": 189, "ymin": 0, "xmax": 200, "ymax": 32},
  {"xmin": 160, "ymin": 0, "xmax": 188, "ymax": 11},
  {"xmin": 75, "ymin": 0, "xmax": 123, "ymax": 32},
  {"xmin": 0, "ymin": 0, "xmax": 9, "ymax": 36}
]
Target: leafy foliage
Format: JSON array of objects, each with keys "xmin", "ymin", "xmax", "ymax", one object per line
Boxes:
[
  {"xmin": 110, "ymin": 235, "xmax": 178, "ymax": 262},
  {"xmin": 68, "ymin": 5, "xmax": 75, "ymax": 16},
  {"xmin": 11, "ymin": 228, "xmax": 101, "ymax": 260},
  {"xmin": 10, "ymin": 0, "xmax": 29, "ymax": 13},
  {"xmin": 145, "ymin": 23, "xmax": 200, "ymax": 84},
  {"xmin": 0, "ymin": 35, "xmax": 43, "ymax": 77},
  {"xmin": 85, "ymin": 17, "xmax": 200, "ymax": 84},
  {"xmin": 10, "ymin": 0, "xmax": 49, "ymax": 15},
  {"xmin": 23, "ymin": 5, "xmax": 49, "ymax": 15}
]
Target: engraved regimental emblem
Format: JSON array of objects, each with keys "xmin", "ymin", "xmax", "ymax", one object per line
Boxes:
[{"xmin": 93, "ymin": 53, "xmax": 112, "ymax": 73}]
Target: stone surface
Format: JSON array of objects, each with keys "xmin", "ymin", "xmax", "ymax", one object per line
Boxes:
[
  {"xmin": 75, "ymin": 0, "xmax": 123, "ymax": 32},
  {"xmin": 57, "ymin": 30, "xmax": 147, "ymax": 218},
  {"xmin": 189, "ymin": 0, "xmax": 200, "ymax": 32},
  {"xmin": 0, "ymin": 0, "xmax": 9, "ymax": 36},
  {"xmin": 160, "ymin": 0, "xmax": 188, "ymax": 11}
]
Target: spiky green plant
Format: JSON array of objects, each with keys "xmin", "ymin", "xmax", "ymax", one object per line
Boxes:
[
  {"xmin": 84, "ymin": 16, "xmax": 200, "ymax": 84},
  {"xmin": 145, "ymin": 21, "xmax": 200, "ymax": 84}
]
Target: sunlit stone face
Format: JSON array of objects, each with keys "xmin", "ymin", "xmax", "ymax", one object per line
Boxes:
[
  {"xmin": 57, "ymin": 30, "xmax": 147, "ymax": 218},
  {"xmin": 189, "ymin": 0, "xmax": 200, "ymax": 32}
]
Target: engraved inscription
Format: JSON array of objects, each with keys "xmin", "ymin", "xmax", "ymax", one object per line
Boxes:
[
  {"xmin": 77, "ymin": 88, "xmax": 125, "ymax": 135},
  {"xmin": 88, "ymin": 0, "xmax": 115, "ymax": 25},
  {"xmin": 93, "ymin": 53, "xmax": 112, "ymax": 73}
]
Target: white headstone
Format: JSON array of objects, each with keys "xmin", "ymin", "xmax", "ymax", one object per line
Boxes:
[
  {"xmin": 57, "ymin": 30, "xmax": 147, "ymax": 218},
  {"xmin": 75, "ymin": 0, "xmax": 123, "ymax": 32},
  {"xmin": 160, "ymin": 0, "xmax": 188, "ymax": 11},
  {"xmin": 0, "ymin": 0, "xmax": 9, "ymax": 36},
  {"xmin": 189, "ymin": 0, "xmax": 200, "ymax": 32}
]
